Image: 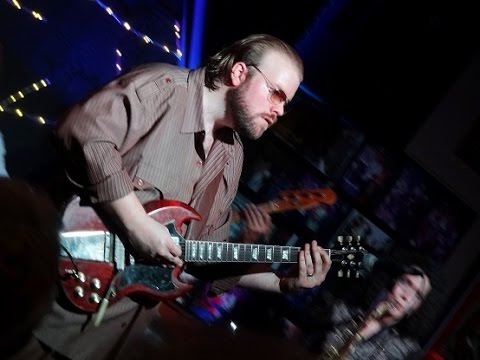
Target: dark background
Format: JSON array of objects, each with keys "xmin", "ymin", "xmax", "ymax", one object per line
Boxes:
[
  {"xmin": 1, "ymin": 0, "xmax": 478, "ymax": 144},
  {"xmin": 201, "ymin": 0, "xmax": 479, "ymax": 147},
  {"xmin": 1, "ymin": 0, "xmax": 479, "ymax": 356}
]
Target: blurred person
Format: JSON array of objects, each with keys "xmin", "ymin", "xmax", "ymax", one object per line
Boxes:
[{"xmin": 284, "ymin": 260, "xmax": 435, "ymax": 360}]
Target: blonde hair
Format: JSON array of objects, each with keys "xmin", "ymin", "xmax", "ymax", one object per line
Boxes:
[{"xmin": 205, "ymin": 33, "xmax": 303, "ymax": 90}]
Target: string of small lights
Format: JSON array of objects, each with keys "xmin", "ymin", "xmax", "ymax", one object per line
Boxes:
[
  {"xmin": 1, "ymin": 1, "xmax": 183, "ymax": 125},
  {"xmin": 115, "ymin": 49, "xmax": 123, "ymax": 74},
  {"xmin": 0, "ymin": 79, "xmax": 50, "ymax": 108},
  {"xmin": 0, "ymin": 79, "xmax": 51, "ymax": 125},
  {"xmin": 94, "ymin": 0, "xmax": 182, "ymax": 60},
  {"xmin": 3, "ymin": 0, "xmax": 47, "ymax": 22},
  {"xmin": 0, "ymin": 107, "xmax": 52, "ymax": 126}
]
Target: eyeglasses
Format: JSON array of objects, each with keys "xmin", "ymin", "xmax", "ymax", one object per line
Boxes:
[{"xmin": 247, "ymin": 64, "xmax": 290, "ymax": 108}]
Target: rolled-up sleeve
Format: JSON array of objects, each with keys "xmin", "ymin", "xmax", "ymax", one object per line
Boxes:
[{"xmin": 56, "ymin": 73, "xmax": 160, "ymax": 203}]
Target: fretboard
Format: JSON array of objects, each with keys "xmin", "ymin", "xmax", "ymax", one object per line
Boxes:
[{"xmin": 183, "ymin": 240, "xmax": 301, "ymax": 263}]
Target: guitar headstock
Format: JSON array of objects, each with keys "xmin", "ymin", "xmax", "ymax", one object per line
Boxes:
[
  {"xmin": 330, "ymin": 235, "xmax": 371, "ymax": 279},
  {"xmin": 274, "ymin": 187, "xmax": 337, "ymax": 212},
  {"xmin": 232, "ymin": 187, "xmax": 338, "ymax": 224}
]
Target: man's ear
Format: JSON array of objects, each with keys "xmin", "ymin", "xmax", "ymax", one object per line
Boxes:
[{"xmin": 230, "ymin": 62, "xmax": 248, "ymax": 86}]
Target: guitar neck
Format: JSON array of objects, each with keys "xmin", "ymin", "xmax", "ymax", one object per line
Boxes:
[
  {"xmin": 230, "ymin": 188, "xmax": 337, "ymax": 223},
  {"xmin": 231, "ymin": 200, "xmax": 290, "ymax": 223},
  {"xmin": 183, "ymin": 240, "xmax": 331, "ymax": 264},
  {"xmin": 184, "ymin": 240, "xmax": 298, "ymax": 263}
]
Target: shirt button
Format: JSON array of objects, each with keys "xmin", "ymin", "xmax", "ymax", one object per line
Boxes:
[
  {"xmin": 196, "ymin": 160, "xmax": 203, "ymax": 166},
  {"xmin": 137, "ymin": 179, "xmax": 144, "ymax": 186},
  {"xmin": 166, "ymin": 78, "xmax": 172, "ymax": 84}
]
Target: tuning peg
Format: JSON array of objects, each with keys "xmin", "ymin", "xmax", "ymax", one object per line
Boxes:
[
  {"xmin": 346, "ymin": 269, "xmax": 351, "ymax": 278},
  {"xmin": 355, "ymin": 235, "xmax": 361, "ymax": 245},
  {"xmin": 337, "ymin": 235, "xmax": 343, "ymax": 246},
  {"xmin": 337, "ymin": 269, "xmax": 344, "ymax": 278},
  {"xmin": 356, "ymin": 270, "xmax": 360, "ymax": 278},
  {"xmin": 346, "ymin": 235, "xmax": 353, "ymax": 245}
]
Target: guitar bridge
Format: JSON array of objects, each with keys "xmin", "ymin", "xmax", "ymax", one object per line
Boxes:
[{"xmin": 60, "ymin": 230, "xmax": 129, "ymax": 270}]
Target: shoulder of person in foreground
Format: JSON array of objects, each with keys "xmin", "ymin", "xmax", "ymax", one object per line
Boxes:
[{"xmin": 0, "ymin": 178, "xmax": 61, "ymax": 357}]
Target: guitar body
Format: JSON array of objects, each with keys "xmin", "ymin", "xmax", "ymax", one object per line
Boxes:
[
  {"xmin": 59, "ymin": 197, "xmax": 201, "ymax": 313},
  {"xmin": 59, "ymin": 258, "xmax": 189, "ymax": 312}
]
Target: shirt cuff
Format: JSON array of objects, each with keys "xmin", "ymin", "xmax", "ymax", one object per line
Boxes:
[{"xmin": 87, "ymin": 169, "xmax": 134, "ymax": 203}]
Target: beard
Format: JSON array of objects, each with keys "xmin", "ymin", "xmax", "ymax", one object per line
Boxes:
[{"xmin": 226, "ymin": 84, "xmax": 262, "ymax": 140}]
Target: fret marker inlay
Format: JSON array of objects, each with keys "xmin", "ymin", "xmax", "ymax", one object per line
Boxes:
[
  {"xmin": 267, "ymin": 248, "xmax": 272, "ymax": 261},
  {"xmin": 192, "ymin": 243, "xmax": 197, "ymax": 259}
]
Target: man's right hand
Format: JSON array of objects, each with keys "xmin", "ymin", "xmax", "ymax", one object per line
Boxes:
[
  {"xmin": 129, "ymin": 215, "xmax": 184, "ymax": 266},
  {"xmin": 102, "ymin": 192, "xmax": 183, "ymax": 267}
]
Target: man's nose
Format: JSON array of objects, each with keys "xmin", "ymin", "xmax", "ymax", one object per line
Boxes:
[{"xmin": 273, "ymin": 103, "xmax": 284, "ymax": 117}]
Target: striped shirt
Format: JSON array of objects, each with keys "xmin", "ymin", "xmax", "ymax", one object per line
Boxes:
[{"xmin": 56, "ymin": 63, "xmax": 244, "ymax": 242}]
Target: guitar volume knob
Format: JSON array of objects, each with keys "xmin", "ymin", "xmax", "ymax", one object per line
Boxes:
[
  {"xmin": 91, "ymin": 278, "xmax": 101, "ymax": 290},
  {"xmin": 89, "ymin": 293, "xmax": 101, "ymax": 304},
  {"xmin": 74, "ymin": 286, "xmax": 85, "ymax": 298},
  {"xmin": 77, "ymin": 272, "xmax": 86, "ymax": 283}
]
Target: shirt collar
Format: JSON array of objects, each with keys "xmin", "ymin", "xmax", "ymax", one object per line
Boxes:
[
  {"xmin": 181, "ymin": 67, "xmax": 240, "ymax": 149},
  {"xmin": 182, "ymin": 67, "xmax": 206, "ymax": 134}
]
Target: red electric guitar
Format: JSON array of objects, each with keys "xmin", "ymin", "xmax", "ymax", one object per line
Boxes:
[{"xmin": 59, "ymin": 188, "xmax": 365, "ymax": 314}]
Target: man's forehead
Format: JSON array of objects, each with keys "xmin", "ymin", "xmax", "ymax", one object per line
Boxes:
[{"xmin": 258, "ymin": 52, "xmax": 301, "ymax": 97}]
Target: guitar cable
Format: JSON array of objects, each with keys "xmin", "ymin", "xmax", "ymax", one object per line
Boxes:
[
  {"xmin": 61, "ymin": 245, "xmax": 80, "ymax": 277},
  {"xmin": 93, "ymin": 270, "xmax": 123, "ymax": 327}
]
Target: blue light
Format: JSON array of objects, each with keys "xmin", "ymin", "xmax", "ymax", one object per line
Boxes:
[{"xmin": 187, "ymin": 0, "xmax": 206, "ymax": 69}]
